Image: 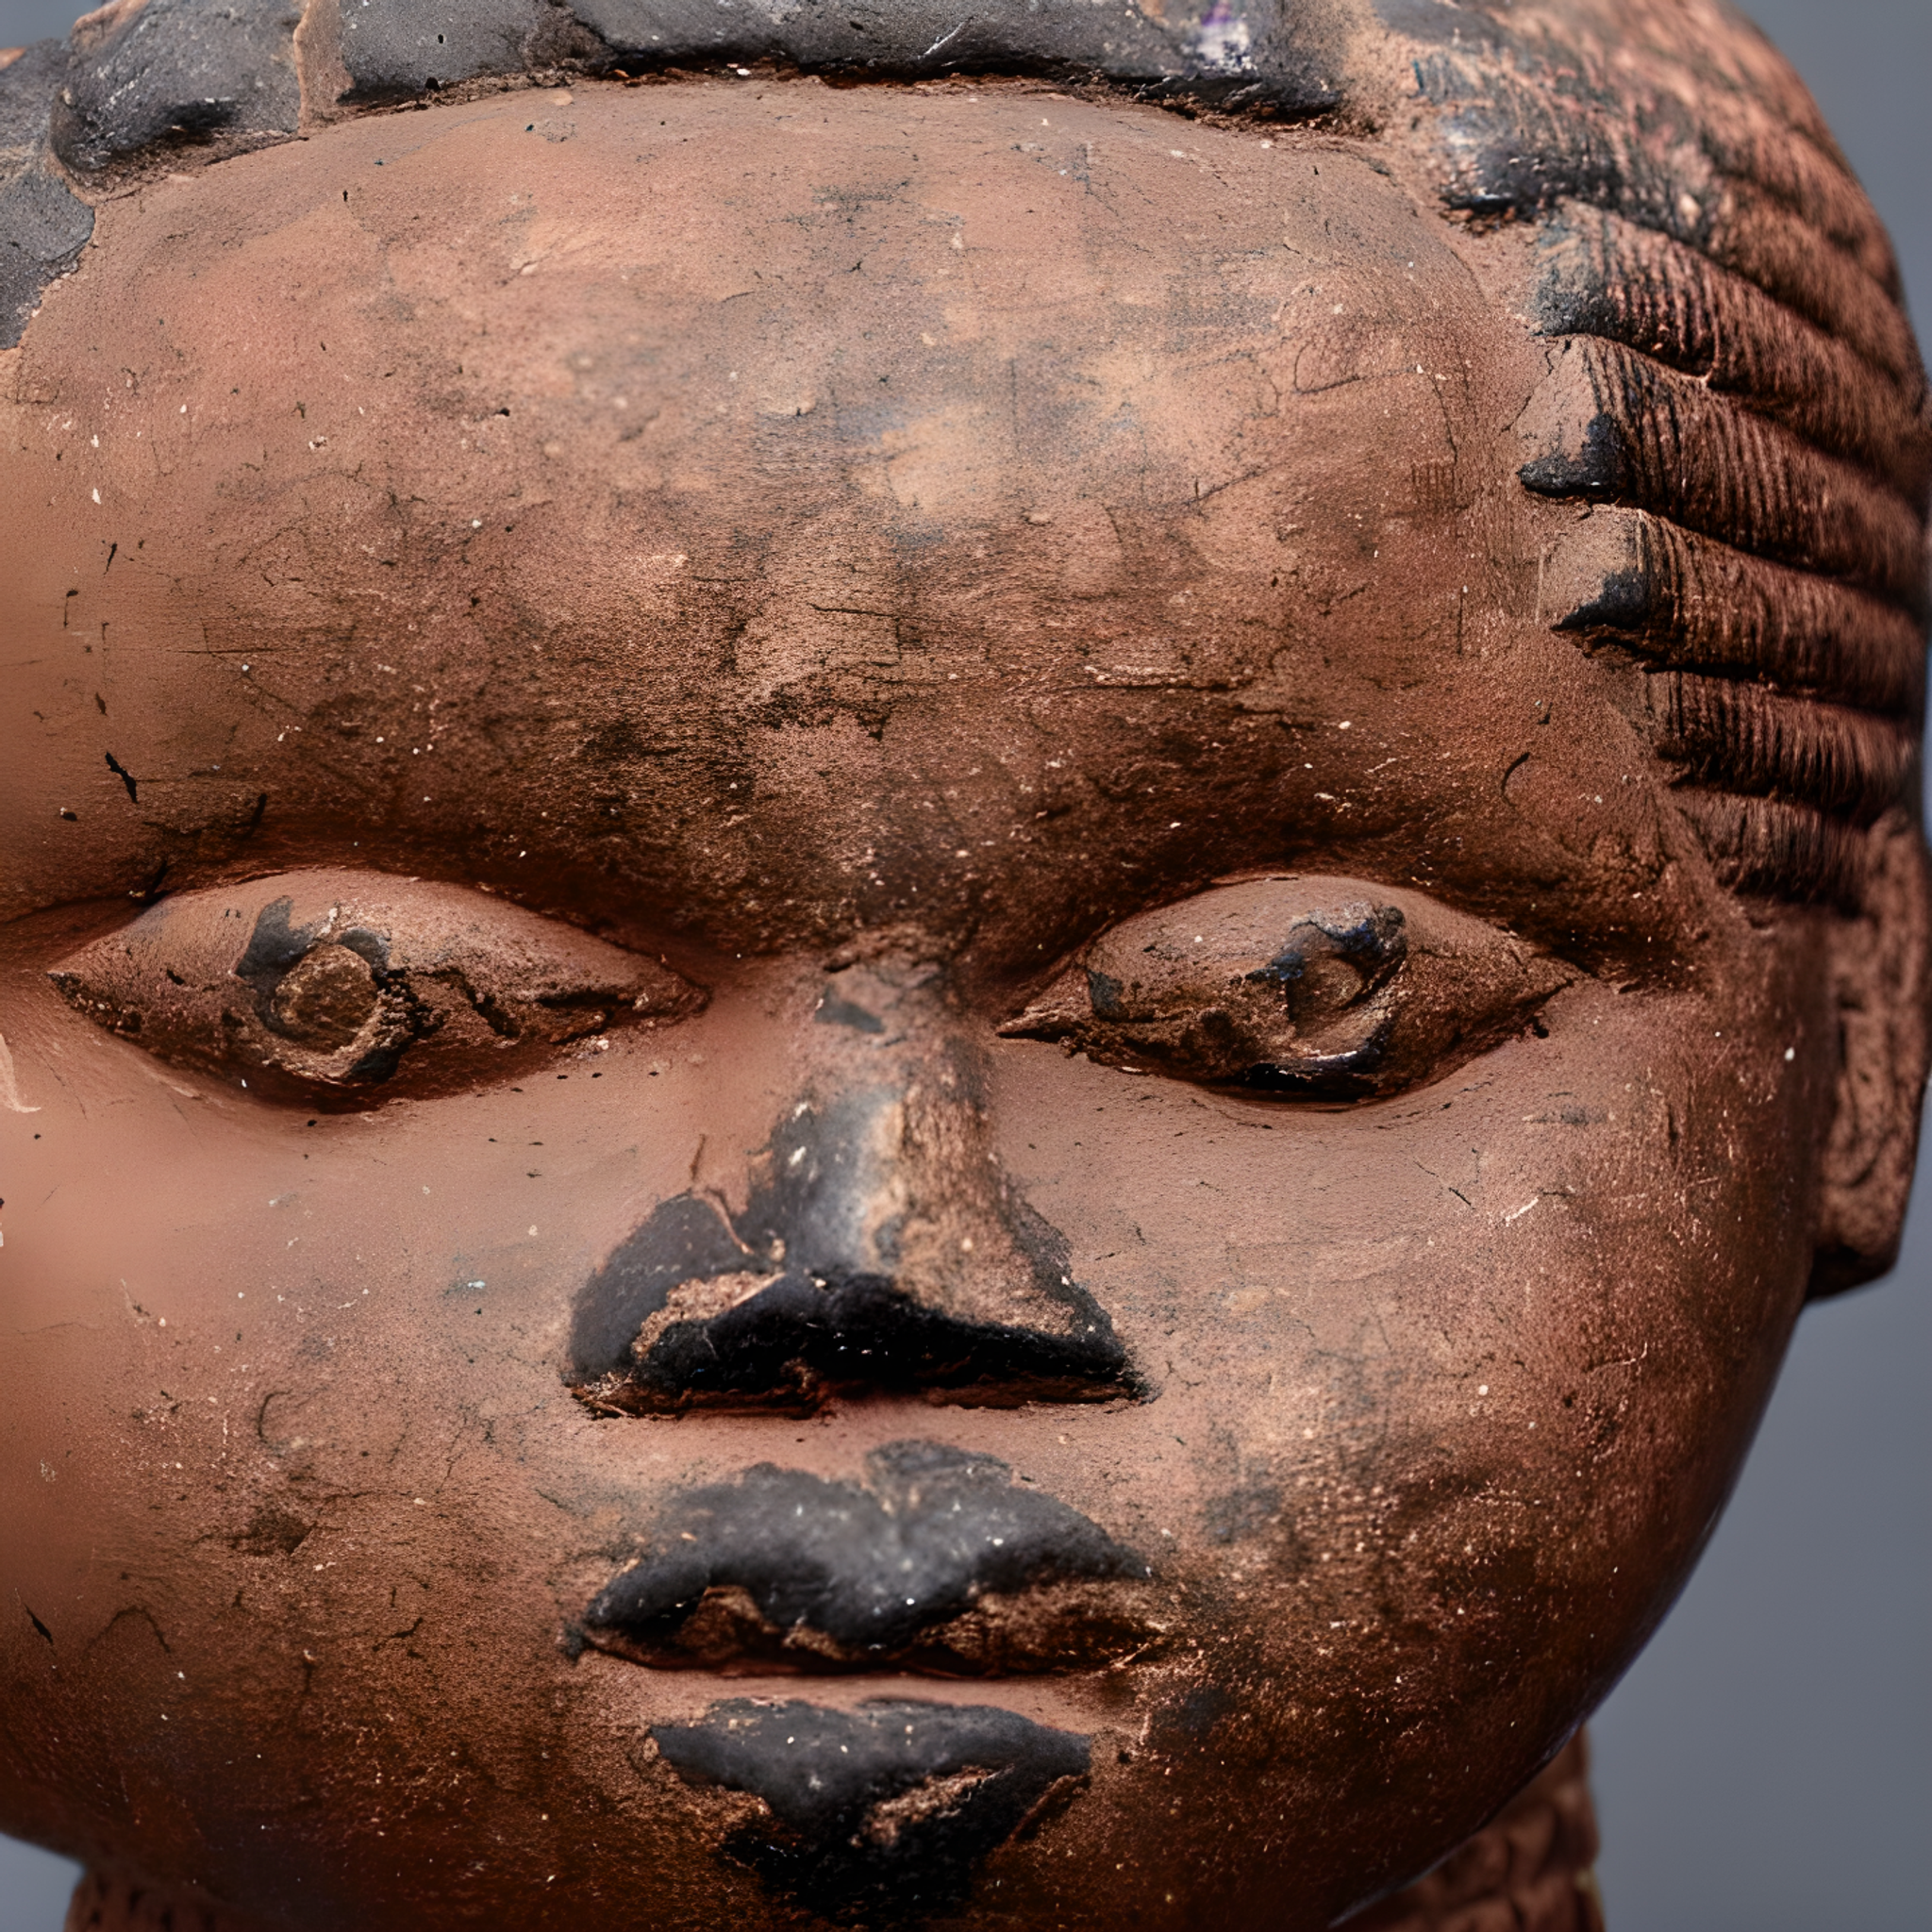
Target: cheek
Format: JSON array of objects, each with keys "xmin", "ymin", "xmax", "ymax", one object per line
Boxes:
[
  {"xmin": 991, "ymin": 995, "xmax": 1813, "ymax": 1701},
  {"xmin": 0, "ymin": 1036, "xmax": 777, "ymax": 1873},
  {"xmin": 0, "ymin": 1025, "xmax": 760, "ymax": 1614}
]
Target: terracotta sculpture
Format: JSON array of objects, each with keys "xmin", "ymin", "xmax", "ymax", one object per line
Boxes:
[{"xmin": 1, "ymin": 1, "xmax": 1925, "ymax": 1925}]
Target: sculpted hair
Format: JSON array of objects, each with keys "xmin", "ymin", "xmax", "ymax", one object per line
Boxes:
[
  {"xmin": 3, "ymin": 0, "xmax": 1926, "ymax": 904},
  {"xmin": 1473, "ymin": 8, "xmax": 1931, "ymax": 905}
]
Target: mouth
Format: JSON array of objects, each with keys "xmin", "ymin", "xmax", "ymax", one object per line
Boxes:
[
  {"xmin": 581, "ymin": 1441, "xmax": 1165, "ymax": 1676},
  {"xmin": 650, "ymin": 1697, "xmax": 1091, "ymax": 1924},
  {"xmin": 564, "ymin": 1083, "xmax": 1157, "ymax": 1914}
]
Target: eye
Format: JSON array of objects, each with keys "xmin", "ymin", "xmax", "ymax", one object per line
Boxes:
[
  {"xmin": 48, "ymin": 870, "xmax": 703, "ymax": 1104},
  {"xmin": 999, "ymin": 877, "xmax": 1574, "ymax": 1102}
]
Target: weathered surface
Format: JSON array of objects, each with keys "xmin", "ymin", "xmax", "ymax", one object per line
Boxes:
[
  {"xmin": 0, "ymin": 5, "xmax": 1924, "ymax": 1931},
  {"xmin": 336, "ymin": 0, "xmax": 564, "ymax": 98}
]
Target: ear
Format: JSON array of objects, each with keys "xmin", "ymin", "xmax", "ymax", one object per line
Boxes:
[{"xmin": 1810, "ymin": 808, "xmax": 1932, "ymax": 1297}]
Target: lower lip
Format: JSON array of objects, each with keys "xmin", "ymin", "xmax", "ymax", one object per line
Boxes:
[{"xmin": 646, "ymin": 1692, "xmax": 1098, "ymax": 1922}]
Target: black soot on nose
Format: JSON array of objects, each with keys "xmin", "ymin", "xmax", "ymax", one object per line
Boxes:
[{"xmin": 565, "ymin": 1090, "xmax": 1135, "ymax": 1411}]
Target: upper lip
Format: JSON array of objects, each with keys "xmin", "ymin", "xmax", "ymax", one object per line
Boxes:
[{"xmin": 580, "ymin": 1440, "xmax": 1163, "ymax": 1675}]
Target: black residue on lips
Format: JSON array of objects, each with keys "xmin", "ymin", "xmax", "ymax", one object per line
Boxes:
[
  {"xmin": 653, "ymin": 1699, "xmax": 1090, "ymax": 1924},
  {"xmin": 566, "ymin": 1091, "xmax": 1135, "ymax": 1411},
  {"xmin": 584, "ymin": 1440, "xmax": 1153, "ymax": 1674}
]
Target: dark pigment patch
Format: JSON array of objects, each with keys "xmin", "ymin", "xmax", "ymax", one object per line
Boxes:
[
  {"xmin": 51, "ymin": 0, "xmax": 303, "ymax": 175},
  {"xmin": 814, "ymin": 992, "xmax": 886, "ymax": 1034},
  {"xmin": 233, "ymin": 899, "xmax": 406, "ymax": 1074},
  {"xmin": 653, "ymin": 1698, "xmax": 1089, "ymax": 1923},
  {"xmin": 229, "ymin": 1505, "xmax": 313, "ymax": 1557},
  {"xmin": 0, "ymin": 42, "xmax": 95, "ymax": 347},
  {"xmin": 1147, "ymin": 1684, "xmax": 1232, "ymax": 1751},
  {"xmin": 1238, "ymin": 902, "xmax": 1406, "ymax": 1099},
  {"xmin": 567, "ymin": 1091, "xmax": 1133, "ymax": 1410},
  {"xmin": 103, "ymin": 751, "xmax": 138, "ymax": 802},
  {"xmin": 584, "ymin": 1440, "xmax": 1153, "ymax": 1673}
]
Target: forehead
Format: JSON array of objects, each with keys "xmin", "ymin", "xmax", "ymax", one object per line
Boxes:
[{"xmin": 0, "ymin": 81, "xmax": 1701, "ymax": 964}]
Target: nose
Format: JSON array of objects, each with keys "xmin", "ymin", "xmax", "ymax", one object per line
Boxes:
[{"xmin": 567, "ymin": 959, "xmax": 1135, "ymax": 1412}]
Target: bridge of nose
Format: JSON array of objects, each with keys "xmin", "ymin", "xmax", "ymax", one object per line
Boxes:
[
  {"xmin": 751, "ymin": 969, "xmax": 1078, "ymax": 1327},
  {"xmin": 566, "ymin": 960, "xmax": 1137, "ymax": 1410}
]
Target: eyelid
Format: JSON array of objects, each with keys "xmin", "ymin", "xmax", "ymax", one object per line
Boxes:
[
  {"xmin": 999, "ymin": 876, "xmax": 1573, "ymax": 1102},
  {"xmin": 48, "ymin": 869, "xmax": 703, "ymax": 1103}
]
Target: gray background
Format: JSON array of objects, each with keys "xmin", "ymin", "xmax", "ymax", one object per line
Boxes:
[{"xmin": 0, "ymin": 0, "xmax": 1925, "ymax": 1925}]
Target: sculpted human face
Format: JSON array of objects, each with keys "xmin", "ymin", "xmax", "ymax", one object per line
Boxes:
[{"xmin": 0, "ymin": 79, "xmax": 1866, "ymax": 1929}]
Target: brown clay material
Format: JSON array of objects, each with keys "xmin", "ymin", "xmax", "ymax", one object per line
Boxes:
[
  {"xmin": 1343, "ymin": 1734, "xmax": 1605, "ymax": 1932},
  {"xmin": 0, "ymin": 4, "xmax": 1926, "ymax": 1928}
]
